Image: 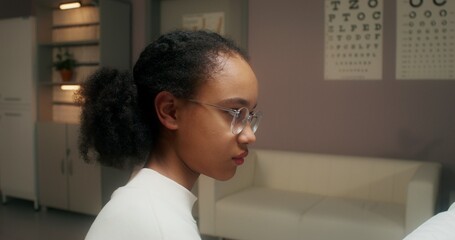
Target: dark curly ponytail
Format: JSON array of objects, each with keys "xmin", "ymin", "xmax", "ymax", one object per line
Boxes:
[
  {"xmin": 78, "ymin": 30, "xmax": 248, "ymax": 169},
  {"xmin": 77, "ymin": 68, "xmax": 151, "ymax": 169}
]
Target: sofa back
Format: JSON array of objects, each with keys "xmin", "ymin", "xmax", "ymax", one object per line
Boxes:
[{"xmin": 250, "ymin": 149, "xmax": 422, "ymax": 205}]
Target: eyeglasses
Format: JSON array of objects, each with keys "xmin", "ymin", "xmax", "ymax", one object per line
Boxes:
[{"xmin": 187, "ymin": 99, "xmax": 262, "ymax": 135}]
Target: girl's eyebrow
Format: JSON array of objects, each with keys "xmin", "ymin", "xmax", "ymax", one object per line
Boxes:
[{"xmin": 218, "ymin": 97, "xmax": 257, "ymax": 110}]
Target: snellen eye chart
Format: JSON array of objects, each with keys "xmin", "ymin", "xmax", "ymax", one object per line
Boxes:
[
  {"xmin": 324, "ymin": 0, "xmax": 384, "ymax": 80},
  {"xmin": 396, "ymin": 0, "xmax": 455, "ymax": 80}
]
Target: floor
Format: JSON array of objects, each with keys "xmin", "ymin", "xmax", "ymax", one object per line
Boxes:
[
  {"xmin": 0, "ymin": 198, "xmax": 94, "ymax": 240},
  {"xmin": 0, "ymin": 197, "xmax": 220, "ymax": 240}
]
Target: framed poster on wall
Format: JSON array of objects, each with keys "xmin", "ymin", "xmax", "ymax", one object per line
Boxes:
[
  {"xmin": 160, "ymin": 0, "xmax": 247, "ymax": 50},
  {"xmin": 324, "ymin": 0, "xmax": 384, "ymax": 80},
  {"xmin": 182, "ymin": 12, "xmax": 225, "ymax": 35},
  {"xmin": 396, "ymin": 0, "xmax": 455, "ymax": 80}
]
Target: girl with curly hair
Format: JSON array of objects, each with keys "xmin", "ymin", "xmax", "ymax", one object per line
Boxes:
[{"xmin": 79, "ymin": 30, "xmax": 262, "ymax": 239}]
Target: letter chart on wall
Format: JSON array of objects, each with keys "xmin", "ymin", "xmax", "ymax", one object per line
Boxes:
[
  {"xmin": 396, "ymin": 0, "xmax": 454, "ymax": 80},
  {"xmin": 324, "ymin": 0, "xmax": 384, "ymax": 80}
]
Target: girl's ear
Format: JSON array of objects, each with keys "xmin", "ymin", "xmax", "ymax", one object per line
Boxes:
[{"xmin": 154, "ymin": 91, "xmax": 179, "ymax": 130}]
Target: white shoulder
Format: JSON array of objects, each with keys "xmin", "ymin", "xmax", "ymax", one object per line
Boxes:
[
  {"xmin": 85, "ymin": 187, "xmax": 162, "ymax": 240},
  {"xmin": 403, "ymin": 203, "xmax": 455, "ymax": 240}
]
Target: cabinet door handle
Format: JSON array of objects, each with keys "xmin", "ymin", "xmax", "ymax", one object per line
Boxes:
[
  {"xmin": 4, "ymin": 112, "xmax": 22, "ymax": 117},
  {"xmin": 68, "ymin": 159, "xmax": 73, "ymax": 176},
  {"xmin": 60, "ymin": 159, "xmax": 65, "ymax": 174},
  {"xmin": 3, "ymin": 97, "xmax": 22, "ymax": 102}
]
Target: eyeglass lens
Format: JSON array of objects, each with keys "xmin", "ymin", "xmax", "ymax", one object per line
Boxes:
[{"xmin": 232, "ymin": 108, "xmax": 261, "ymax": 135}]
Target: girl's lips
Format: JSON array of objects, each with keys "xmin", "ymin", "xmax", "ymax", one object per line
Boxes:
[
  {"xmin": 233, "ymin": 158, "xmax": 245, "ymax": 166},
  {"xmin": 233, "ymin": 151, "xmax": 249, "ymax": 159},
  {"xmin": 232, "ymin": 151, "xmax": 248, "ymax": 166}
]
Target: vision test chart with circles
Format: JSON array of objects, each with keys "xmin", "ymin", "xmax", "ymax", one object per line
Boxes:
[{"xmin": 396, "ymin": 0, "xmax": 455, "ymax": 80}]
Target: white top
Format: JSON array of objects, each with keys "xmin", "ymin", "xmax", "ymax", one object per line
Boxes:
[
  {"xmin": 85, "ymin": 168, "xmax": 201, "ymax": 240},
  {"xmin": 403, "ymin": 203, "xmax": 455, "ymax": 240}
]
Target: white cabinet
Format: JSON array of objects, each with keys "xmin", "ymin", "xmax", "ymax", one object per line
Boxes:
[
  {"xmin": 0, "ymin": 109, "xmax": 36, "ymax": 205},
  {"xmin": 0, "ymin": 17, "xmax": 35, "ymax": 105},
  {"xmin": 37, "ymin": 122, "xmax": 67, "ymax": 210},
  {"xmin": 37, "ymin": 122, "xmax": 102, "ymax": 215},
  {"xmin": 0, "ymin": 16, "xmax": 37, "ymax": 208}
]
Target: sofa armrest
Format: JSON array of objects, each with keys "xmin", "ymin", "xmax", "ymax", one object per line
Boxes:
[
  {"xmin": 405, "ymin": 162, "xmax": 441, "ymax": 234},
  {"xmin": 198, "ymin": 150, "xmax": 257, "ymax": 235}
]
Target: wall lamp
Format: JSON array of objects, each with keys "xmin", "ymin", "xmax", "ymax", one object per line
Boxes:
[{"xmin": 59, "ymin": 1, "xmax": 82, "ymax": 10}]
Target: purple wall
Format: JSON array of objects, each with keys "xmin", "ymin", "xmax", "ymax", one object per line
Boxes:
[{"xmin": 249, "ymin": 0, "xmax": 455, "ymax": 209}]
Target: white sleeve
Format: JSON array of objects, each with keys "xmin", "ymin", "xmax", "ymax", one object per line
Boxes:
[{"xmin": 403, "ymin": 203, "xmax": 455, "ymax": 240}]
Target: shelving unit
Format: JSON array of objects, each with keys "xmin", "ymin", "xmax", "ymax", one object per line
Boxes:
[
  {"xmin": 36, "ymin": 0, "xmax": 131, "ymax": 123},
  {"xmin": 52, "ymin": 22, "xmax": 100, "ymax": 28},
  {"xmin": 35, "ymin": 0, "xmax": 132, "ymax": 215},
  {"xmin": 40, "ymin": 40, "xmax": 100, "ymax": 47},
  {"xmin": 39, "ymin": 40, "xmax": 100, "ymax": 90}
]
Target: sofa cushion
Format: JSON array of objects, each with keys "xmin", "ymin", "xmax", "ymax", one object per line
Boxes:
[
  {"xmin": 299, "ymin": 197, "xmax": 405, "ymax": 240},
  {"xmin": 215, "ymin": 187, "xmax": 323, "ymax": 240},
  {"xmin": 252, "ymin": 150, "xmax": 420, "ymax": 205}
]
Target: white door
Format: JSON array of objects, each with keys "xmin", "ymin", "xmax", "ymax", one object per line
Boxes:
[
  {"xmin": 37, "ymin": 122, "xmax": 68, "ymax": 210},
  {"xmin": 0, "ymin": 108, "xmax": 36, "ymax": 200},
  {"xmin": 0, "ymin": 17, "xmax": 35, "ymax": 106},
  {"xmin": 67, "ymin": 124, "xmax": 101, "ymax": 215}
]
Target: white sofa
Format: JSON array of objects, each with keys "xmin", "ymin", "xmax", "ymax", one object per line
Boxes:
[{"xmin": 198, "ymin": 149, "xmax": 441, "ymax": 240}]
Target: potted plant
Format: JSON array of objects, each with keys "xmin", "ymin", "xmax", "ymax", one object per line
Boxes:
[{"xmin": 54, "ymin": 47, "xmax": 77, "ymax": 82}]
